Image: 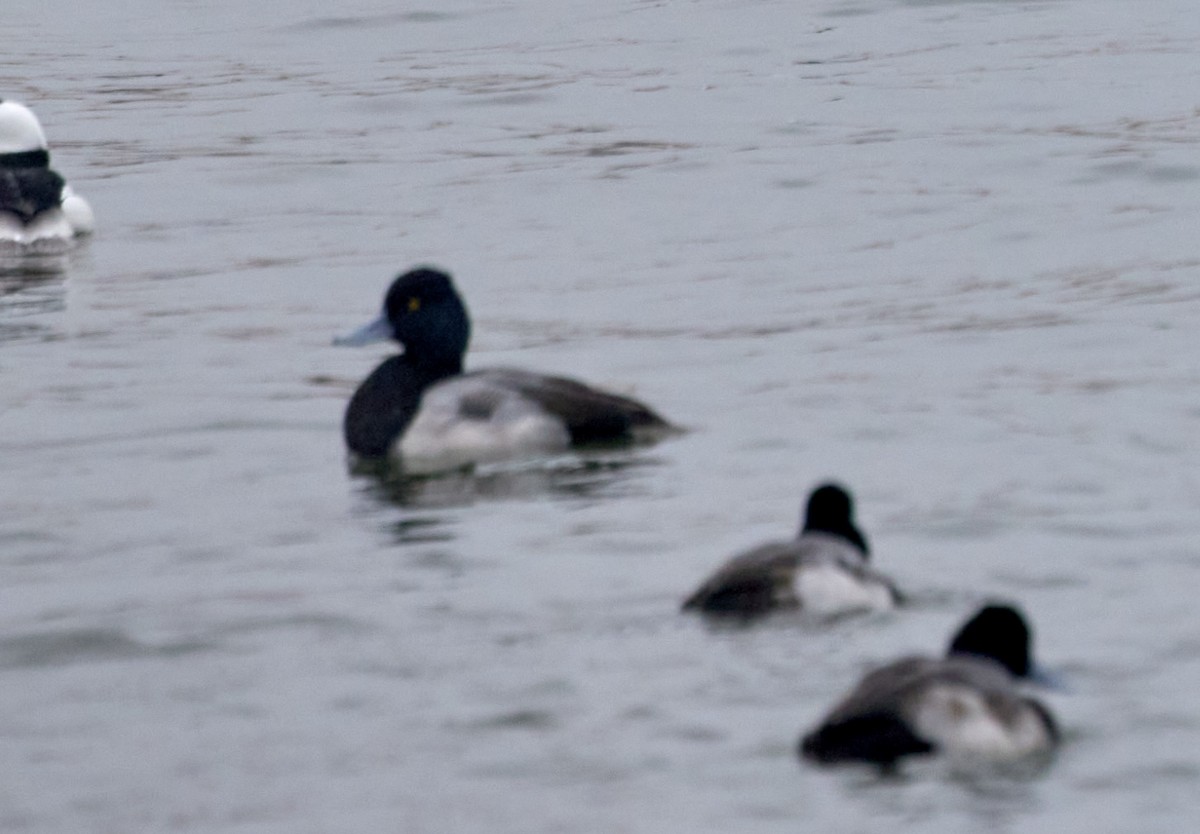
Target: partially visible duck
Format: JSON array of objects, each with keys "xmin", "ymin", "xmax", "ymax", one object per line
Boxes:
[
  {"xmin": 335, "ymin": 267, "xmax": 674, "ymax": 474},
  {"xmin": 0, "ymin": 100, "xmax": 93, "ymax": 251},
  {"xmin": 682, "ymin": 483, "xmax": 899, "ymax": 618},
  {"xmin": 800, "ymin": 604, "xmax": 1059, "ymax": 767}
]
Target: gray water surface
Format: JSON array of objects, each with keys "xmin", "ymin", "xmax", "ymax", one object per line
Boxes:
[{"xmin": 4, "ymin": 1, "xmax": 1200, "ymax": 831}]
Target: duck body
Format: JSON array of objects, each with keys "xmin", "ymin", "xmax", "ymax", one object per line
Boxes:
[
  {"xmin": 800, "ymin": 605, "xmax": 1059, "ymax": 767},
  {"xmin": 683, "ymin": 484, "xmax": 899, "ymax": 618},
  {"xmin": 338, "ymin": 268, "xmax": 672, "ymax": 473},
  {"xmin": 682, "ymin": 532, "xmax": 898, "ymax": 617},
  {"xmin": 0, "ymin": 100, "xmax": 93, "ymax": 251}
]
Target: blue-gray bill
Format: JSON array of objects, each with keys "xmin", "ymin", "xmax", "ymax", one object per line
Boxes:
[{"xmin": 333, "ymin": 315, "xmax": 391, "ymax": 347}]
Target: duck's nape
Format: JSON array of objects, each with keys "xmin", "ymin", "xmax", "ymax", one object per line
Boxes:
[
  {"xmin": 947, "ymin": 604, "xmax": 1033, "ymax": 678},
  {"xmin": 801, "ymin": 482, "xmax": 869, "ymax": 555}
]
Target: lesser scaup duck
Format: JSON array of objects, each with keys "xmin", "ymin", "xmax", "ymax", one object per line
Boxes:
[
  {"xmin": 335, "ymin": 267, "xmax": 674, "ymax": 473},
  {"xmin": 682, "ymin": 483, "xmax": 899, "ymax": 618},
  {"xmin": 800, "ymin": 604, "xmax": 1059, "ymax": 767},
  {"xmin": 0, "ymin": 100, "xmax": 93, "ymax": 251}
]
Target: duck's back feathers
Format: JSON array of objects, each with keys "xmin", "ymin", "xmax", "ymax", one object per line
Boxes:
[
  {"xmin": 344, "ymin": 362, "xmax": 669, "ymax": 470},
  {"xmin": 801, "ymin": 651, "xmax": 1059, "ymax": 766},
  {"xmin": 479, "ymin": 368, "xmax": 672, "ymax": 444},
  {"xmin": 682, "ymin": 540, "xmax": 802, "ymax": 615},
  {"xmin": 682, "ymin": 532, "xmax": 898, "ymax": 617},
  {"xmin": 801, "ymin": 657, "xmax": 949, "ymax": 765}
]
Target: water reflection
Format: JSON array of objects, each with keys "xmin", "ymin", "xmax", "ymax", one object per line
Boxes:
[
  {"xmin": 0, "ymin": 258, "xmax": 67, "ymax": 342},
  {"xmin": 353, "ymin": 451, "xmax": 664, "ymax": 509},
  {"xmin": 281, "ymin": 10, "xmax": 458, "ymax": 32},
  {"xmin": 349, "ymin": 452, "xmax": 666, "ymax": 546},
  {"xmin": 0, "ymin": 627, "xmax": 209, "ymax": 669},
  {"xmin": 839, "ymin": 754, "xmax": 1053, "ymax": 828}
]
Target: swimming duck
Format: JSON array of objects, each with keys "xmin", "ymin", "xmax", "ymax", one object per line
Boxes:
[
  {"xmin": 800, "ymin": 604, "xmax": 1059, "ymax": 767},
  {"xmin": 0, "ymin": 100, "xmax": 93, "ymax": 250},
  {"xmin": 682, "ymin": 483, "xmax": 899, "ymax": 617},
  {"xmin": 335, "ymin": 267, "xmax": 674, "ymax": 473}
]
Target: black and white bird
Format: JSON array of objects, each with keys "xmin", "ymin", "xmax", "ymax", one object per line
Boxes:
[
  {"xmin": 800, "ymin": 604, "xmax": 1059, "ymax": 767},
  {"xmin": 0, "ymin": 99, "xmax": 93, "ymax": 251},
  {"xmin": 682, "ymin": 483, "xmax": 899, "ymax": 618},
  {"xmin": 335, "ymin": 267, "xmax": 674, "ymax": 473}
]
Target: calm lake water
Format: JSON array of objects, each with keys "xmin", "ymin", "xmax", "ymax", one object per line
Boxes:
[{"xmin": 4, "ymin": 0, "xmax": 1200, "ymax": 831}]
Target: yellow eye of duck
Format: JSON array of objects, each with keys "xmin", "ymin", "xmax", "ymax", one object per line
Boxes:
[{"xmin": 407, "ymin": 297, "xmax": 421, "ymax": 312}]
